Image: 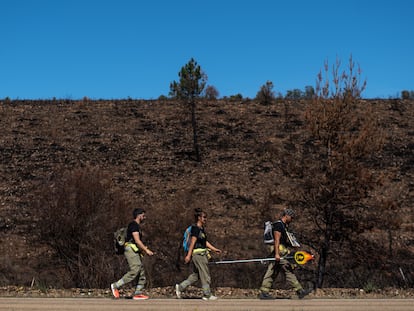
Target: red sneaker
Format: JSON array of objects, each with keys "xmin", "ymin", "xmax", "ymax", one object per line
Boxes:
[
  {"xmin": 133, "ymin": 294, "xmax": 149, "ymax": 300},
  {"xmin": 110, "ymin": 284, "xmax": 119, "ymax": 299}
]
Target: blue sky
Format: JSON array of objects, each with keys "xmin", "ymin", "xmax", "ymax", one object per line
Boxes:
[{"xmin": 1, "ymin": 0, "xmax": 412, "ymax": 100}]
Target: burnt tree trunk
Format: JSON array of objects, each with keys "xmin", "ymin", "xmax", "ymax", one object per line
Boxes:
[{"xmin": 190, "ymin": 99, "xmax": 201, "ymax": 162}]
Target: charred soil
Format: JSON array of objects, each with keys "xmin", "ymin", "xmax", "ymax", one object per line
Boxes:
[{"xmin": 0, "ymin": 98, "xmax": 413, "ymax": 290}]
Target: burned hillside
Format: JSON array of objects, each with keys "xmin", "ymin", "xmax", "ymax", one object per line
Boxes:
[{"xmin": 0, "ymin": 98, "xmax": 413, "ymax": 289}]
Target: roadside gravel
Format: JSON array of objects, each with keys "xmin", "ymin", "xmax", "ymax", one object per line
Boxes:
[{"xmin": 1, "ymin": 286, "xmax": 413, "ymax": 299}]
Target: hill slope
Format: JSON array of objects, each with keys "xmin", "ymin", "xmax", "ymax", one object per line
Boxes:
[{"xmin": 0, "ymin": 98, "xmax": 413, "ymax": 288}]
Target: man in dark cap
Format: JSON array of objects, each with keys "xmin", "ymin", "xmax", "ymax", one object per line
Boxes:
[
  {"xmin": 259, "ymin": 208, "xmax": 311, "ymax": 299},
  {"xmin": 111, "ymin": 208, "xmax": 154, "ymax": 300}
]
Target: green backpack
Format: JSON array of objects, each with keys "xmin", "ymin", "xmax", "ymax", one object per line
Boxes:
[{"xmin": 114, "ymin": 227, "xmax": 127, "ymax": 255}]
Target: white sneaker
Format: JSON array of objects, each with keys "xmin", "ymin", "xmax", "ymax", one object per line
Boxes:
[
  {"xmin": 202, "ymin": 295, "xmax": 218, "ymax": 301},
  {"xmin": 175, "ymin": 284, "xmax": 182, "ymax": 299}
]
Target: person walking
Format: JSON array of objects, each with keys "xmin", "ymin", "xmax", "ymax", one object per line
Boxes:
[
  {"xmin": 111, "ymin": 208, "xmax": 154, "ymax": 300},
  {"xmin": 259, "ymin": 208, "xmax": 311, "ymax": 299},
  {"xmin": 175, "ymin": 208, "xmax": 222, "ymax": 300}
]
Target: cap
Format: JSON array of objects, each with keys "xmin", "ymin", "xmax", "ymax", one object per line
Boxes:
[{"xmin": 283, "ymin": 208, "xmax": 295, "ymax": 218}]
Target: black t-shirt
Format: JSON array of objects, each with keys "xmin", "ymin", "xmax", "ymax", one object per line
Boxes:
[
  {"xmin": 126, "ymin": 221, "xmax": 142, "ymax": 245},
  {"xmin": 273, "ymin": 220, "xmax": 288, "ymax": 247},
  {"xmin": 191, "ymin": 225, "xmax": 207, "ymax": 249}
]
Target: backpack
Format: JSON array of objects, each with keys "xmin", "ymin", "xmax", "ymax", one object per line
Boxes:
[
  {"xmin": 114, "ymin": 227, "xmax": 127, "ymax": 255},
  {"xmin": 263, "ymin": 220, "xmax": 301, "ymax": 247},
  {"xmin": 263, "ymin": 221, "xmax": 274, "ymax": 244},
  {"xmin": 182, "ymin": 225, "xmax": 193, "ymax": 253}
]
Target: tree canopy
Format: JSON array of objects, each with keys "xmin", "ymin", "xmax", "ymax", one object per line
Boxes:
[{"xmin": 169, "ymin": 58, "xmax": 207, "ymax": 100}]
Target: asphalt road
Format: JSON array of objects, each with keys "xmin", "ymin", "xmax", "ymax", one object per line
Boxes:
[{"xmin": 1, "ymin": 298, "xmax": 414, "ymax": 311}]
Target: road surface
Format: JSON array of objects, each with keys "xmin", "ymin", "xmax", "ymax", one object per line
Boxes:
[{"xmin": 1, "ymin": 298, "xmax": 414, "ymax": 311}]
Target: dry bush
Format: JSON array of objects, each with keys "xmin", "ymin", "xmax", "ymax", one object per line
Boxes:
[
  {"xmin": 255, "ymin": 81, "xmax": 276, "ymax": 105},
  {"xmin": 205, "ymin": 85, "xmax": 219, "ymax": 100},
  {"xmin": 35, "ymin": 165, "xmax": 131, "ymax": 288}
]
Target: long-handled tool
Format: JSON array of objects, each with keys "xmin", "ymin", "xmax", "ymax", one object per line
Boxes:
[{"xmin": 210, "ymin": 250, "xmax": 314, "ymax": 265}]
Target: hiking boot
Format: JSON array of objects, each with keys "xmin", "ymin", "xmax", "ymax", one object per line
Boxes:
[
  {"xmin": 297, "ymin": 288, "xmax": 312, "ymax": 299},
  {"xmin": 259, "ymin": 292, "xmax": 274, "ymax": 300},
  {"xmin": 132, "ymin": 294, "xmax": 149, "ymax": 300},
  {"xmin": 202, "ymin": 295, "xmax": 218, "ymax": 301},
  {"xmin": 110, "ymin": 284, "xmax": 119, "ymax": 299},
  {"xmin": 175, "ymin": 284, "xmax": 182, "ymax": 299}
]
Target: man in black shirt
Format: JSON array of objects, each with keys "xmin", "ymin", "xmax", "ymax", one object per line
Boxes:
[
  {"xmin": 111, "ymin": 208, "xmax": 154, "ymax": 300},
  {"xmin": 175, "ymin": 208, "xmax": 222, "ymax": 300},
  {"xmin": 259, "ymin": 208, "xmax": 311, "ymax": 299}
]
